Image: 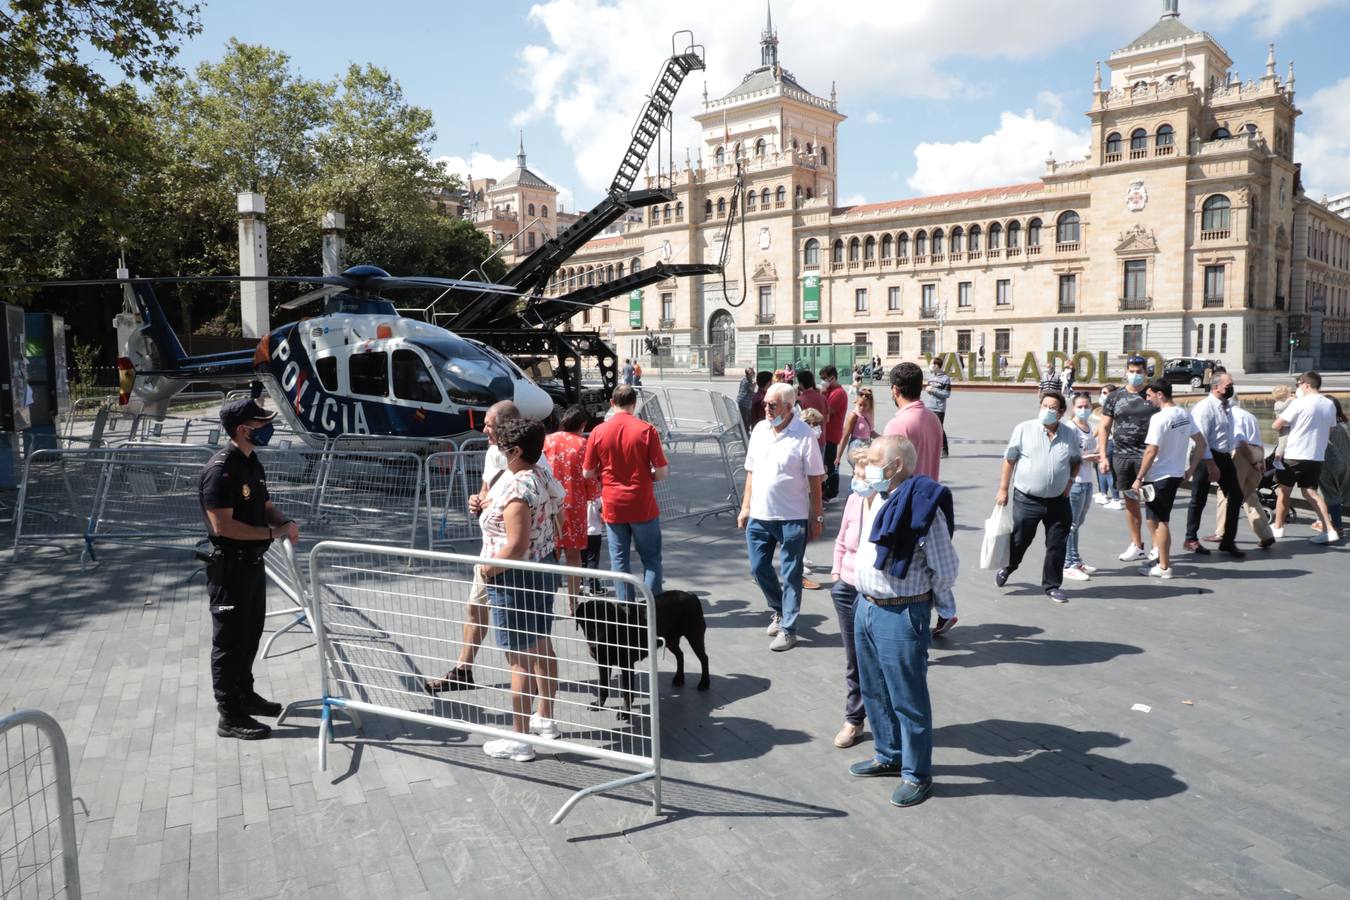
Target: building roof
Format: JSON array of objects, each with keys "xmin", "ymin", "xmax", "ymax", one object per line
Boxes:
[
  {"xmin": 1123, "ymin": 15, "xmax": 1197, "ymax": 50},
  {"xmin": 721, "ymin": 65, "xmax": 813, "ymax": 102},
  {"xmin": 833, "ymin": 182, "xmax": 1045, "ymax": 217},
  {"xmin": 492, "ymin": 166, "xmax": 553, "ymax": 191}
]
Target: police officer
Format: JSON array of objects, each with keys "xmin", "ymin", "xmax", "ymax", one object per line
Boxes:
[{"xmin": 199, "ymin": 398, "xmax": 299, "ymax": 740}]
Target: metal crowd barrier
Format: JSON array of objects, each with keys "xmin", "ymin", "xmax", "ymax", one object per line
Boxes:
[
  {"xmin": 423, "ymin": 439, "xmax": 489, "ymax": 551},
  {"xmin": 0, "ymin": 709, "xmax": 82, "ymax": 900},
  {"xmin": 280, "ymin": 541, "xmax": 661, "ymax": 824},
  {"xmin": 261, "ymin": 539, "xmax": 312, "ymax": 659}
]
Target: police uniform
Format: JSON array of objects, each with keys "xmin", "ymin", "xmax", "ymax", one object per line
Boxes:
[{"xmin": 199, "ymin": 399, "xmax": 286, "ymax": 737}]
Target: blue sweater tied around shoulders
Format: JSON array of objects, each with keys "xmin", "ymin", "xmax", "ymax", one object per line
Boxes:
[{"xmin": 868, "ymin": 475, "xmax": 954, "ymax": 579}]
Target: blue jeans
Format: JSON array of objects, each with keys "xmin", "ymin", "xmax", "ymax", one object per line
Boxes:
[
  {"xmin": 1330, "ymin": 502, "xmax": 1344, "ymax": 534},
  {"xmin": 1097, "ymin": 440, "xmax": 1119, "ymax": 499},
  {"xmin": 829, "ymin": 580, "xmax": 864, "ymax": 725},
  {"xmin": 854, "ymin": 598, "xmax": 932, "ymax": 781},
  {"xmin": 606, "ymin": 518, "xmax": 663, "ymax": 603},
  {"xmin": 1065, "ymin": 481, "xmax": 1094, "ymax": 568},
  {"xmin": 746, "ymin": 518, "xmax": 806, "ymax": 634}
]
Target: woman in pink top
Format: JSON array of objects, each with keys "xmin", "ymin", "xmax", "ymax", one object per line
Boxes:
[
  {"xmin": 829, "ymin": 449, "xmax": 871, "ymax": 749},
  {"xmin": 836, "ymin": 387, "xmax": 878, "ymax": 466}
]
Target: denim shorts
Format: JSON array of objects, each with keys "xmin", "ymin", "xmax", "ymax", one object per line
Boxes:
[{"xmin": 487, "ymin": 558, "xmax": 560, "ymax": 652}]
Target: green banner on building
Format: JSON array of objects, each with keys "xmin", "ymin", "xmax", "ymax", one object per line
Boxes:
[
  {"xmin": 629, "ymin": 289, "xmax": 643, "ymax": 328},
  {"xmin": 802, "ymin": 274, "xmax": 821, "ymax": 323}
]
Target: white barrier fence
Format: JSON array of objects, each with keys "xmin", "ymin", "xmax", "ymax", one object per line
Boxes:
[
  {"xmin": 280, "ymin": 541, "xmax": 662, "ymax": 824},
  {"xmin": 0, "ymin": 709, "xmax": 82, "ymax": 900}
]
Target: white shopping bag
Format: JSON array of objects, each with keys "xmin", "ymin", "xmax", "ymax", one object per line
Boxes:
[{"xmin": 979, "ymin": 502, "xmax": 1014, "ymax": 570}]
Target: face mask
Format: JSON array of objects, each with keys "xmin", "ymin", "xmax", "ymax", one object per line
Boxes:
[
  {"xmin": 1075, "ymin": 407, "xmax": 1091, "ymax": 420},
  {"xmin": 1296, "ymin": 385, "xmax": 1306, "ymax": 398},
  {"xmin": 1221, "ymin": 385, "xmax": 1235, "ymax": 400},
  {"xmin": 1039, "ymin": 408, "xmax": 1060, "ymax": 426},
  {"xmin": 247, "ymin": 422, "xmax": 275, "ymax": 446},
  {"xmin": 864, "ymin": 464, "xmax": 891, "ymax": 493},
  {"xmin": 1126, "ymin": 372, "xmax": 1145, "ymax": 388},
  {"xmin": 771, "ymin": 414, "xmax": 787, "ymax": 427},
  {"xmin": 811, "ymin": 425, "xmax": 822, "ymax": 439},
  {"xmin": 850, "ymin": 476, "xmax": 876, "ymax": 497}
]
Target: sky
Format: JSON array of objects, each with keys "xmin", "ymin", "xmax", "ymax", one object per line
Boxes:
[{"xmin": 149, "ymin": 0, "xmax": 1350, "ymax": 210}]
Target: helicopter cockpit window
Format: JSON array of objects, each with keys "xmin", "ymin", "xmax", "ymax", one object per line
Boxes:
[
  {"xmin": 315, "ymin": 356, "xmax": 339, "ymax": 392},
  {"xmin": 349, "ymin": 351, "xmax": 388, "ymax": 397},
  {"xmin": 420, "ymin": 337, "xmax": 515, "ymax": 408},
  {"xmin": 392, "ymin": 349, "xmax": 442, "ymax": 404}
]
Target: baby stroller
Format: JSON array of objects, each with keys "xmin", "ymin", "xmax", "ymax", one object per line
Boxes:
[{"xmin": 1257, "ymin": 453, "xmax": 1297, "ymax": 523}]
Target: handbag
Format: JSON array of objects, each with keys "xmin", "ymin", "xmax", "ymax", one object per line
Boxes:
[{"xmin": 979, "ymin": 502, "xmax": 1014, "ymax": 570}]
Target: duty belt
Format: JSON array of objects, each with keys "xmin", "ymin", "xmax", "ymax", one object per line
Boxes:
[{"xmin": 862, "ymin": 591, "xmax": 932, "ymax": 607}]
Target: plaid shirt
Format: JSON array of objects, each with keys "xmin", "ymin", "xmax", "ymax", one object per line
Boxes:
[{"xmin": 854, "ymin": 497, "xmax": 959, "ymax": 600}]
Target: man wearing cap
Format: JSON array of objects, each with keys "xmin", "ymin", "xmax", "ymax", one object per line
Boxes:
[{"xmin": 199, "ymin": 399, "xmax": 300, "ymax": 740}]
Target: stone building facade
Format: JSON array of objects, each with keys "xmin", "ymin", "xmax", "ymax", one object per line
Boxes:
[{"xmin": 534, "ymin": 2, "xmax": 1348, "ymax": 374}]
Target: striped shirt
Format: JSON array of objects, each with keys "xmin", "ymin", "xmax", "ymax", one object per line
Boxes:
[{"xmin": 854, "ymin": 496, "xmax": 959, "ymax": 600}]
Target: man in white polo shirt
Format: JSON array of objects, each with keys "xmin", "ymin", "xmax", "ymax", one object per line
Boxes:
[
  {"xmin": 1132, "ymin": 380, "xmax": 1206, "ymax": 578},
  {"xmin": 1272, "ymin": 370, "xmax": 1339, "ymax": 543},
  {"xmin": 739, "ymin": 382, "xmax": 826, "ymax": 651}
]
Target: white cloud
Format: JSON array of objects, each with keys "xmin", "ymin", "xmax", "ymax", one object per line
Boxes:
[
  {"xmin": 1296, "ymin": 77, "xmax": 1350, "ymax": 202},
  {"xmin": 1035, "ymin": 90, "xmax": 1065, "ymax": 121},
  {"xmin": 863, "ymin": 111, "xmax": 888, "ymax": 126},
  {"xmin": 1183, "ymin": 0, "xmax": 1350, "ymax": 35},
  {"xmin": 908, "ymin": 110, "xmax": 1090, "ymax": 195},
  {"xmin": 841, "ymin": 192, "xmax": 868, "ymax": 206},
  {"xmin": 433, "ymin": 151, "xmax": 576, "ymax": 212}
]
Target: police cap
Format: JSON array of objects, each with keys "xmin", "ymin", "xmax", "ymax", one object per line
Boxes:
[{"xmin": 220, "ymin": 398, "xmax": 277, "ymax": 435}]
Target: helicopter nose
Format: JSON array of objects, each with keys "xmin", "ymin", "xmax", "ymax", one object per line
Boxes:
[{"xmin": 514, "ymin": 378, "xmax": 554, "ymax": 420}]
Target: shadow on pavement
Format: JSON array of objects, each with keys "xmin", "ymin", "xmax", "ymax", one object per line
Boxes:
[
  {"xmin": 933, "ymin": 718, "xmax": 1187, "ymax": 801},
  {"xmin": 932, "ymin": 623, "xmax": 1143, "ymax": 668}
]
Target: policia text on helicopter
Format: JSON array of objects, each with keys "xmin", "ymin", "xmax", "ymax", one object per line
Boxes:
[{"xmin": 198, "ymin": 399, "xmax": 301, "ymax": 740}]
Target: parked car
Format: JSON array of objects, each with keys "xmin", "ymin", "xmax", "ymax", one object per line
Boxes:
[{"xmin": 1162, "ymin": 357, "xmax": 1220, "ymax": 389}]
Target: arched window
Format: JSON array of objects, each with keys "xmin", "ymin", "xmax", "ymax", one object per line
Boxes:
[
  {"xmin": 755, "ymin": 138, "xmax": 766, "ymax": 158},
  {"xmin": 760, "ymin": 188, "xmax": 770, "ymax": 208},
  {"xmin": 795, "ymin": 185, "xmax": 803, "ymax": 204},
  {"xmin": 734, "ymin": 142, "xmax": 743, "ymax": 160},
  {"xmin": 864, "ymin": 235, "xmax": 876, "ymax": 260},
  {"xmin": 1056, "ymin": 211, "xmax": 1080, "ymax": 244},
  {"xmin": 528, "ymin": 203, "xmax": 536, "ymax": 217},
  {"xmin": 1244, "ymin": 123, "xmax": 1258, "ymax": 138},
  {"xmin": 714, "ymin": 146, "xmax": 725, "ymax": 166},
  {"xmin": 674, "ymin": 201, "xmax": 683, "ymax": 220},
  {"xmin": 897, "ymin": 233, "xmax": 909, "ymax": 259},
  {"xmin": 775, "ymin": 185, "xmax": 787, "ymax": 205},
  {"xmin": 541, "ymin": 205, "xmax": 549, "ymax": 218},
  {"xmin": 1202, "ymin": 195, "xmax": 1231, "ymax": 232},
  {"xmin": 1105, "ymin": 132, "xmax": 1122, "ymax": 155},
  {"xmin": 1027, "ymin": 218, "xmax": 1042, "ymax": 247},
  {"xmin": 989, "ymin": 221, "xmax": 1002, "ymax": 250},
  {"xmin": 1156, "ymin": 124, "xmax": 1174, "ymax": 149},
  {"xmin": 650, "ymin": 207, "xmax": 660, "ymax": 224},
  {"xmin": 746, "ymin": 190, "xmax": 757, "ymax": 210},
  {"xmin": 881, "ymin": 234, "xmax": 893, "ymax": 258},
  {"xmin": 791, "ymin": 139, "xmax": 799, "ymax": 151},
  {"xmin": 616, "ymin": 263, "xmax": 624, "ymax": 278},
  {"xmin": 848, "ymin": 237, "xmax": 861, "ymax": 262},
  {"xmin": 806, "ymin": 142, "xmax": 814, "ymax": 155},
  {"xmin": 705, "ymin": 199, "xmax": 713, "ymax": 218},
  {"xmin": 663, "ymin": 203, "xmax": 671, "ymax": 222},
  {"xmin": 832, "ymin": 239, "xmax": 845, "ymax": 264},
  {"xmin": 968, "ymin": 224, "xmax": 982, "ymax": 252},
  {"xmin": 1007, "ymin": 220, "xmax": 1021, "ymax": 248},
  {"xmin": 931, "ymin": 228, "xmax": 945, "ymax": 256},
  {"xmin": 631, "ymin": 257, "xmax": 642, "ymax": 273},
  {"xmin": 805, "ymin": 188, "xmax": 813, "ymax": 199},
  {"xmin": 804, "ymin": 238, "xmax": 820, "ymax": 267},
  {"xmin": 820, "ymin": 147, "xmax": 828, "ymax": 166},
  {"xmin": 915, "ymin": 230, "xmax": 928, "ymax": 256},
  {"xmin": 1130, "ymin": 128, "xmax": 1147, "ymax": 151},
  {"xmin": 586, "ymin": 267, "xmax": 595, "ymax": 286},
  {"xmin": 605, "ymin": 264, "xmax": 614, "ymax": 282},
  {"xmin": 717, "ymin": 197, "xmax": 726, "ymax": 216},
  {"xmin": 951, "ymin": 226, "xmax": 964, "ymax": 253},
  {"xmin": 1211, "ymin": 127, "xmax": 1231, "ymax": 140}
]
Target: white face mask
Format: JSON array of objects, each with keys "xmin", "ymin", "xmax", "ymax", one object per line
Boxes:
[
  {"xmin": 1039, "ymin": 408, "xmax": 1061, "ymax": 426},
  {"xmin": 864, "ymin": 464, "xmax": 891, "ymax": 492}
]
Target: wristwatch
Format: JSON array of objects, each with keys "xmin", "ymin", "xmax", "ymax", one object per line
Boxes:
[{"xmin": 813, "ymin": 514, "xmax": 825, "ymax": 523}]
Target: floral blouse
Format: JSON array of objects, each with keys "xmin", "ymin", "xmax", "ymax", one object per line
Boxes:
[{"xmin": 479, "ymin": 466, "xmax": 565, "ymax": 561}]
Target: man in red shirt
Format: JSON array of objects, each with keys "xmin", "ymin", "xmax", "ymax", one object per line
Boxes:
[
  {"xmin": 583, "ymin": 385, "xmax": 670, "ymax": 603},
  {"xmin": 819, "ymin": 365, "xmax": 849, "ymax": 501},
  {"xmin": 796, "ymin": 369, "xmax": 830, "ymax": 447},
  {"xmin": 883, "ymin": 362, "xmax": 943, "ymax": 480}
]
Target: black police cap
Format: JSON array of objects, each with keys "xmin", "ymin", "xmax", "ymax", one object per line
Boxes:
[{"xmin": 220, "ymin": 398, "xmax": 277, "ymax": 434}]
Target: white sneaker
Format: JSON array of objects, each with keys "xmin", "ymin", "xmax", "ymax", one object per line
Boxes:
[
  {"xmin": 1118, "ymin": 543, "xmax": 1145, "ymax": 561},
  {"xmin": 1079, "ymin": 563, "xmax": 1098, "ymax": 574},
  {"xmin": 1105, "ymin": 499, "xmax": 1126, "ymax": 510},
  {"xmin": 1093, "ymin": 493, "xmax": 1108, "ymax": 505},
  {"xmin": 1145, "ymin": 564, "xmax": 1173, "ymax": 579},
  {"xmin": 770, "ymin": 631, "xmax": 798, "ymax": 651},
  {"xmin": 1062, "ymin": 566, "xmax": 1090, "ymax": 581},
  {"xmin": 766, "ymin": 613, "xmax": 782, "ymax": 636},
  {"xmin": 1149, "ymin": 546, "xmax": 1160, "ymax": 561},
  {"xmin": 1311, "ymin": 530, "xmax": 1341, "ymax": 544},
  {"xmin": 483, "ymin": 739, "xmax": 535, "ymax": 762},
  {"xmin": 529, "ymin": 713, "xmax": 561, "ymax": 740},
  {"xmin": 1271, "ymin": 527, "xmax": 1285, "ymax": 539}
]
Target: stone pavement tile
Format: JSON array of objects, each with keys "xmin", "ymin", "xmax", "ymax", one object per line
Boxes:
[{"xmin": 152, "ymin": 859, "xmax": 190, "ymax": 900}]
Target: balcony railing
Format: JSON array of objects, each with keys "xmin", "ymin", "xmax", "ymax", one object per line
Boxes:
[
  {"xmin": 1105, "ymin": 152, "xmax": 1122, "ymax": 163},
  {"xmin": 920, "ymin": 306, "xmax": 938, "ymax": 319},
  {"xmin": 968, "ymin": 250, "xmax": 983, "ymax": 261},
  {"xmin": 1007, "ymin": 247, "xmax": 1022, "ymax": 258},
  {"xmin": 659, "ymin": 317, "xmax": 676, "ymax": 329},
  {"xmin": 949, "ymin": 251, "xmax": 964, "ymax": 263},
  {"xmin": 1056, "ymin": 241, "xmax": 1080, "ymax": 253},
  {"xmin": 880, "ymin": 257, "xmax": 894, "ymax": 268},
  {"xmin": 987, "ymin": 249, "xmax": 1001, "ymax": 260},
  {"xmin": 931, "ymin": 253, "xmax": 945, "ymax": 264},
  {"xmin": 914, "ymin": 254, "xmax": 928, "ymax": 265},
  {"xmin": 1200, "ymin": 229, "xmax": 1230, "ymax": 241},
  {"xmin": 1129, "ymin": 148, "xmax": 1148, "ymax": 160},
  {"xmin": 754, "ymin": 313, "xmax": 775, "ymax": 325},
  {"xmin": 1203, "ymin": 297, "xmax": 1224, "ymax": 309},
  {"xmin": 1119, "ymin": 296, "xmax": 1152, "ymax": 311},
  {"xmin": 831, "ymin": 262, "xmax": 844, "ymax": 272},
  {"xmin": 1026, "ymin": 245, "xmax": 1042, "ymax": 256},
  {"xmin": 847, "ymin": 261, "xmax": 860, "ymax": 270},
  {"xmin": 1155, "ymin": 145, "xmax": 1174, "ymax": 156},
  {"xmin": 1058, "ymin": 302, "xmax": 1076, "ymax": 313}
]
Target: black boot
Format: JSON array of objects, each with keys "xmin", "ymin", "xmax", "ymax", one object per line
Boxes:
[
  {"xmin": 241, "ymin": 693, "xmax": 283, "ymax": 717},
  {"xmin": 217, "ymin": 713, "xmax": 271, "ymax": 740}
]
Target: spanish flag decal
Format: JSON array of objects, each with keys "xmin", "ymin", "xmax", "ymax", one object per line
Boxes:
[{"xmin": 414, "ymin": 409, "xmax": 427, "ymax": 422}]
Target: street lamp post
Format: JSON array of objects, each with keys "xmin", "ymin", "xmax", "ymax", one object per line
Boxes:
[{"xmin": 936, "ymin": 298, "xmax": 948, "ymax": 358}]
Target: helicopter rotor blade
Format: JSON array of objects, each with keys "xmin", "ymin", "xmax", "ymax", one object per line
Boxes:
[{"xmin": 277, "ymin": 285, "xmax": 342, "ymax": 311}]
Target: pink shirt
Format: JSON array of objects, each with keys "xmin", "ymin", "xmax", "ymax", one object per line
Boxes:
[
  {"xmin": 883, "ymin": 399, "xmax": 943, "ymax": 479},
  {"xmin": 831, "ymin": 491, "xmax": 867, "ymax": 586}
]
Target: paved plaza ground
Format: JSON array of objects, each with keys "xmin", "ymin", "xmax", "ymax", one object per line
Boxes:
[{"xmin": 2, "ymin": 386, "xmax": 1349, "ymax": 899}]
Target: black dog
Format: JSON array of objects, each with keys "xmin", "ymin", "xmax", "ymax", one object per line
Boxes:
[{"xmin": 573, "ymin": 590, "xmax": 710, "ymax": 713}]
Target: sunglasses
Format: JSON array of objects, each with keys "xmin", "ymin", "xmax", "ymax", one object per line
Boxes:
[{"xmin": 1127, "ymin": 356, "xmax": 1147, "ymax": 365}]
